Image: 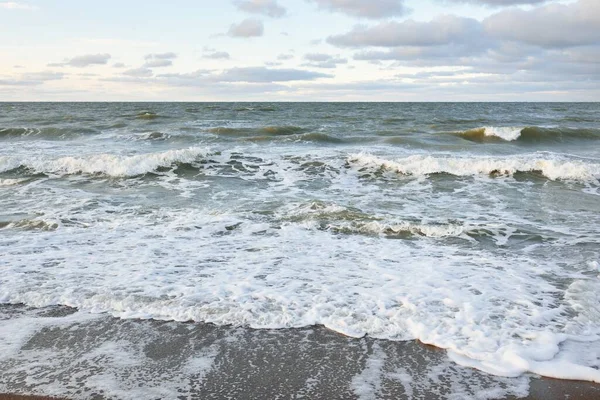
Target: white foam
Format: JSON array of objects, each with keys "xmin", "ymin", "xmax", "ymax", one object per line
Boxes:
[
  {"xmin": 0, "ymin": 178, "xmax": 26, "ymax": 186},
  {"xmin": 0, "ymin": 147, "xmax": 209, "ymax": 177},
  {"xmin": 347, "ymin": 153, "xmax": 600, "ymax": 182},
  {"xmin": 351, "ymin": 343, "xmax": 386, "ymax": 400},
  {"xmin": 483, "ymin": 126, "xmax": 524, "ymax": 141}
]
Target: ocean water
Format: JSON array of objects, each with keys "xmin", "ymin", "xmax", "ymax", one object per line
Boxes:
[{"xmin": 1, "ymin": 102, "xmax": 599, "ymax": 398}]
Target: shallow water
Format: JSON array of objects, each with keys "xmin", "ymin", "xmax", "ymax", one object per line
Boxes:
[{"xmin": 1, "ymin": 102, "xmax": 599, "ymax": 397}]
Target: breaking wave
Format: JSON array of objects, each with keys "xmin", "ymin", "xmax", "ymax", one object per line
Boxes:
[
  {"xmin": 456, "ymin": 126, "xmax": 600, "ymax": 143},
  {"xmin": 0, "ymin": 147, "xmax": 209, "ymax": 178},
  {"xmin": 0, "ymin": 127, "xmax": 97, "ymax": 139},
  {"xmin": 347, "ymin": 153, "xmax": 600, "ymax": 182}
]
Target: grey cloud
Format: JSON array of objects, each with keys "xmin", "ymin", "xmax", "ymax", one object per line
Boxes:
[
  {"xmin": 112, "ymin": 63, "xmax": 126, "ymax": 68},
  {"xmin": 123, "ymin": 67, "xmax": 153, "ymax": 77},
  {"xmin": 145, "ymin": 52, "xmax": 177, "ymax": 60},
  {"xmin": 304, "ymin": 53, "xmax": 348, "ymax": 68},
  {"xmin": 305, "ymin": 53, "xmax": 333, "ymax": 62},
  {"xmin": 321, "ymin": 0, "xmax": 600, "ymax": 94},
  {"xmin": 157, "ymin": 70, "xmax": 212, "ymax": 79},
  {"xmin": 328, "ymin": 15, "xmax": 484, "ymax": 47},
  {"xmin": 228, "ymin": 18, "xmax": 264, "ymax": 37},
  {"xmin": 277, "ymin": 54, "xmax": 294, "ymax": 60},
  {"xmin": 0, "ymin": 71, "xmax": 64, "ymax": 86},
  {"xmin": 307, "ymin": 0, "xmax": 408, "ymax": 19},
  {"xmin": 483, "ymin": 0, "xmax": 600, "ymax": 48},
  {"xmin": 144, "ymin": 59, "xmax": 173, "ymax": 68},
  {"xmin": 49, "ymin": 53, "xmax": 111, "ymax": 68},
  {"xmin": 154, "ymin": 67, "xmax": 329, "ymax": 84},
  {"xmin": 204, "ymin": 51, "xmax": 231, "ymax": 59},
  {"xmin": 353, "ymin": 43, "xmax": 487, "ymax": 65},
  {"xmin": 217, "ymin": 67, "xmax": 331, "ymax": 82},
  {"xmin": 442, "ymin": 0, "xmax": 548, "ymax": 5},
  {"xmin": 235, "ymin": 0, "xmax": 286, "ymax": 18}
]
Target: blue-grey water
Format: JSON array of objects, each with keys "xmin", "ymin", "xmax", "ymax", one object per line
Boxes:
[{"xmin": 1, "ymin": 103, "xmax": 599, "ymax": 399}]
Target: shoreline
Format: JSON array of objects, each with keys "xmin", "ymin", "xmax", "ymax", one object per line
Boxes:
[
  {"xmin": 2, "ymin": 372, "xmax": 600, "ymax": 399},
  {"xmin": 1, "ymin": 306, "xmax": 600, "ymax": 400}
]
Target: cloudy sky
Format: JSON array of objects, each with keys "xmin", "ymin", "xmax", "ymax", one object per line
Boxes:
[{"xmin": 1, "ymin": 0, "xmax": 598, "ymax": 101}]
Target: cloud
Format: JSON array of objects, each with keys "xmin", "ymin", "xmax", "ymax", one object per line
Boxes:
[
  {"xmin": 123, "ymin": 67, "xmax": 153, "ymax": 77},
  {"xmin": 49, "ymin": 53, "xmax": 112, "ymax": 68},
  {"xmin": 112, "ymin": 63, "xmax": 126, "ymax": 68},
  {"xmin": 145, "ymin": 52, "xmax": 177, "ymax": 60},
  {"xmin": 0, "ymin": 2, "xmax": 37, "ymax": 10},
  {"xmin": 307, "ymin": 0, "xmax": 408, "ymax": 19},
  {"xmin": 217, "ymin": 66, "xmax": 332, "ymax": 82},
  {"xmin": 328, "ymin": 15, "xmax": 484, "ymax": 47},
  {"xmin": 319, "ymin": 0, "xmax": 600, "ymax": 97},
  {"xmin": 204, "ymin": 51, "xmax": 231, "ymax": 59},
  {"xmin": 277, "ymin": 54, "xmax": 294, "ymax": 60},
  {"xmin": 442, "ymin": 0, "xmax": 548, "ymax": 6},
  {"xmin": 303, "ymin": 53, "xmax": 348, "ymax": 68},
  {"xmin": 0, "ymin": 71, "xmax": 64, "ymax": 86},
  {"xmin": 144, "ymin": 59, "xmax": 173, "ymax": 68},
  {"xmin": 483, "ymin": 0, "xmax": 600, "ymax": 48},
  {"xmin": 152, "ymin": 67, "xmax": 330, "ymax": 85},
  {"xmin": 235, "ymin": 0, "xmax": 286, "ymax": 18},
  {"xmin": 227, "ymin": 18, "xmax": 264, "ymax": 37},
  {"xmin": 140, "ymin": 53, "xmax": 176, "ymax": 68}
]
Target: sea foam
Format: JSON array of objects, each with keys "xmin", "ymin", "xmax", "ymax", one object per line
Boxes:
[
  {"xmin": 348, "ymin": 153, "xmax": 600, "ymax": 182},
  {"xmin": 0, "ymin": 147, "xmax": 208, "ymax": 177}
]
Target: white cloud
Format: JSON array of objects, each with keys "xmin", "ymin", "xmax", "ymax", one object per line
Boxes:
[
  {"xmin": 228, "ymin": 18, "xmax": 264, "ymax": 37},
  {"xmin": 235, "ymin": 0, "xmax": 286, "ymax": 18},
  {"xmin": 0, "ymin": 2, "xmax": 37, "ymax": 11}
]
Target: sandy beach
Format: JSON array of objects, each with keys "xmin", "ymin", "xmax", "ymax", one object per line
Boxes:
[{"xmin": 1, "ymin": 305, "xmax": 599, "ymax": 399}]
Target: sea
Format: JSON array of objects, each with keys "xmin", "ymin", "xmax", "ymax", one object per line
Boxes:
[{"xmin": 1, "ymin": 102, "xmax": 599, "ymax": 399}]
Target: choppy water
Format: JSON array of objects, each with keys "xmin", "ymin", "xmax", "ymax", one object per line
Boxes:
[{"xmin": 1, "ymin": 102, "xmax": 599, "ymax": 397}]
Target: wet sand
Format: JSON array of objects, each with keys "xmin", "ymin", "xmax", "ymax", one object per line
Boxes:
[{"xmin": 1, "ymin": 305, "xmax": 599, "ymax": 399}]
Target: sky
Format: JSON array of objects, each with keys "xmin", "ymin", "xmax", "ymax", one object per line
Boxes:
[{"xmin": 0, "ymin": 0, "xmax": 598, "ymax": 101}]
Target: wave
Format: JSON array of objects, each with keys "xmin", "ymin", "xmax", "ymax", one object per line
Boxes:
[
  {"xmin": 208, "ymin": 126, "xmax": 306, "ymax": 137},
  {"xmin": 0, "ymin": 127, "xmax": 97, "ymax": 139},
  {"xmin": 347, "ymin": 153, "xmax": 600, "ymax": 182},
  {"xmin": 0, "ymin": 218, "xmax": 58, "ymax": 231},
  {"xmin": 244, "ymin": 132, "xmax": 342, "ymax": 144},
  {"xmin": 282, "ymin": 202, "xmax": 471, "ymax": 239},
  {"xmin": 0, "ymin": 178, "xmax": 27, "ymax": 186},
  {"xmin": 234, "ymin": 106, "xmax": 277, "ymax": 112},
  {"xmin": 457, "ymin": 126, "xmax": 600, "ymax": 143},
  {"xmin": 0, "ymin": 147, "xmax": 208, "ymax": 178},
  {"xmin": 135, "ymin": 112, "xmax": 160, "ymax": 120}
]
